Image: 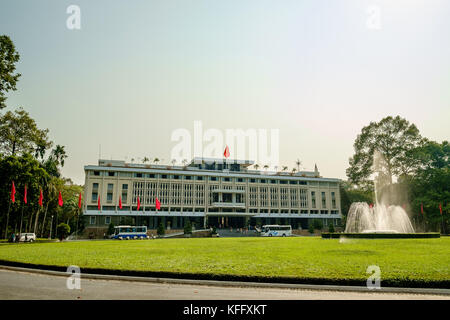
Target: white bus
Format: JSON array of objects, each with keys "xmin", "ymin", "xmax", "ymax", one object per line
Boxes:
[
  {"xmin": 111, "ymin": 226, "xmax": 149, "ymax": 240},
  {"xmin": 260, "ymin": 225, "xmax": 292, "ymax": 237}
]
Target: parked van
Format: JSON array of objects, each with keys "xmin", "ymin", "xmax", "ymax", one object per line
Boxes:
[{"xmin": 18, "ymin": 233, "xmax": 36, "ymax": 242}]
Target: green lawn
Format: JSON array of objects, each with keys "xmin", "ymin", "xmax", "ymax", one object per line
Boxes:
[{"xmin": 0, "ymin": 237, "xmax": 449, "ymax": 287}]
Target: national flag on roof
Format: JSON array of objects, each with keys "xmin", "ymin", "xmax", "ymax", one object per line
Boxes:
[
  {"xmin": 97, "ymin": 196, "xmax": 101, "ymax": 210},
  {"xmin": 137, "ymin": 196, "xmax": 141, "ymax": 211},
  {"xmin": 155, "ymin": 197, "xmax": 161, "ymax": 211},
  {"xmin": 119, "ymin": 196, "xmax": 122, "ymax": 209},
  {"xmin": 223, "ymin": 145, "xmax": 230, "ymax": 158}
]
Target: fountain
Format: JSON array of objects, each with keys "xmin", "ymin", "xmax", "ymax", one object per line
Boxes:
[
  {"xmin": 344, "ymin": 150, "xmax": 415, "ymax": 234},
  {"xmin": 344, "ymin": 202, "xmax": 414, "ymax": 233}
]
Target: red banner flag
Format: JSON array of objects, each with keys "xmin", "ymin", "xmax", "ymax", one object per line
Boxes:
[
  {"xmin": 78, "ymin": 193, "xmax": 82, "ymax": 209},
  {"xmin": 137, "ymin": 196, "xmax": 141, "ymax": 211},
  {"xmin": 97, "ymin": 196, "xmax": 101, "ymax": 210},
  {"xmin": 119, "ymin": 196, "xmax": 122, "ymax": 209},
  {"xmin": 155, "ymin": 197, "xmax": 161, "ymax": 211},
  {"xmin": 24, "ymin": 185, "xmax": 27, "ymax": 204},
  {"xmin": 439, "ymin": 203, "xmax": 442, "ymax": 215},
  {"xmin": 58, "ymin": 191, "xmax": 63, "ymax": 207},
  {"xmin": 11, "ymin": 181, "xmax": 16, "ymax": 203},
  {"xmin": 369, "ymin": 203, "xmax": 373, "ymax": 209},
  {"xmin": 39, "ymin": 189, "xmax": 43, "ymax": 207},
  {"xmin": 223, "ymin": 145, "xmax": 230, "ymax": 158},
  {"xmin": 421, "ymin": 203, "xmax": 424, "ymax": 215}
]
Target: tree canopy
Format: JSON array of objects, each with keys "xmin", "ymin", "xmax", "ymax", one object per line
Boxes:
[
  {"xmin": 346, "ymin": 116, "xmax": 425, "ymax": 188},
  {"xmin": 0, "ymin": 108, "xmax": 52, "ymax": 158},
  {"xmin": 0, "ymin": 35, "xmax": 21, "ymax": 109}
]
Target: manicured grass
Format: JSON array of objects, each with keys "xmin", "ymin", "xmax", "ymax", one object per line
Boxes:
[{"xmin": 0, "ymin": 237, "xmax": 449, "ymax": 287}]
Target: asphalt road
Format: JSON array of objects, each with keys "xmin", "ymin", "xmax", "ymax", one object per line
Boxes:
[{"xmin": 0, "ymin": 269, "xmax": 448, "ymax": 300}]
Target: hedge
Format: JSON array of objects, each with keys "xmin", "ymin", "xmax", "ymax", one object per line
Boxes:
[{"xmin": 322, "ymin": 233, "xmax": 441, "ymax": 239}]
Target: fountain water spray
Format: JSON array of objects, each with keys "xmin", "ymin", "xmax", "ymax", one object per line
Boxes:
[{"xmin": 344, "ymin": 151, "xmax": 415, "ymax": 233}]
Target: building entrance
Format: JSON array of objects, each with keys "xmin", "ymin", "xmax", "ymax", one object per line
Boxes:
[{"xmin": 207, "ymin": 216, "xmax": 247, "ymax": 229}]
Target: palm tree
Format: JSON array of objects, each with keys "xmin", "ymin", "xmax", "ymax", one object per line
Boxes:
[
  {"xmin": 282, "ymin": 166, "xmax": 288, "ymax": 172},
  {"xmin": 182, "ymin": 159, "xmax": 188, "ymax": 167},
  {"xmin": 291, "ymin": 168, "xmax": 297, "ymax": 175},
  {"xmin": 254, "ymin": 164, "xmax": 260, "ymax": 171},
  {"xmin": 130, "ymin": 158, "xmax": 135, "ymax": 163},
  {"xmin": 153, "ymin": 158, "xmax": 160, "ymax": 165},
  {"xmin": 171, "ymin": 159, "xmax": 176, "ymax": 167},
  {"xmin": 51, "ymin": 145, "xmax": 67, "ymax": 167},
  {"xmin": 263, "ymin": 165, "xmax": 269, "ymax": 172},
  {"xmin": 142, "ymin": 157, "xmax": 149, "ymax": 164}
]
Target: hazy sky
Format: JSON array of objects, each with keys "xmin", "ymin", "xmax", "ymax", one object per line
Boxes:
[{"xmin": 1, "ymin": 0, "xmax": 449, "ymax": 185}]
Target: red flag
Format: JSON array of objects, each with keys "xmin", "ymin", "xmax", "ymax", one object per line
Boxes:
[
  {"xmin": 369, "ymin": 203, "xmax": 373, "ymax": 209},
  {"xmin": 24, "ymin": 185, "xmax": 27, "ymax": 204},
  {"xmin": 137, "ymin": 196, "xmax": 141, "ymax": 211},
  {"xmin": 155, "ymin": 197, "xmax": 161, "ymax": 211},
  {"xmin": 97, "ymin": 196, "xmax": 101, "ymax": 210},
  {"xmin": 439, "ymin": 203, "xmax": 442, "ymax": 215},
  {"xmin": 58, "ymin": 191, "xmax": 63, "ymax": 207},
  {"xmin": 11, "ymin": 181, "xmax": 16, "ymax": 203},
  {"xmin": 119, "ymin": 196, "xmax": 122, "ymax": 209},
  {"xmin": 78, "ymin": 193, "xmax": 82, "ymax": 209},
  {"xmin": 223, "ymin": 145, "xmax": 230, "ymax": 158},
  {"xmin": 421, "ymin": 203, "xmax": 424, "ymax": 215},
  {"xmin": 39, "ymin": 189, "xmax": 43, "ymax": 207}
]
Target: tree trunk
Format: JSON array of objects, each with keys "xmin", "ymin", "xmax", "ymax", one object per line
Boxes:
[
  {"xmin": 33, "ymin": 207, "xmax": 40, "ymax": 234},
  {"xmin": 28, "ymin": 211, "xmax": 34, "ymax": 233},
  {"xmin": 40, "ymin": 203, "xmax": 49, "ymax": 237}
]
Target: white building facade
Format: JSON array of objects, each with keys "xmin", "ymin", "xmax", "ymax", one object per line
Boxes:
[{"xmin": 83, "ymin": 158, "xmax": 342, "ymax": 230}]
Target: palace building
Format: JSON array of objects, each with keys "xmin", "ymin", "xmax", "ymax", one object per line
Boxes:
[{"xmin": 83, "ymin": 158, "xmax": 342, "ymax": 231}]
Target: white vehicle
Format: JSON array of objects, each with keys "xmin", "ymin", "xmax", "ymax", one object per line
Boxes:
[
  {"xmin": 260, "ymin": 225, "xmax": 292, "ymax": 237},
  {"xmin": 18, "ymin": 233, "xmax": 36, "ymax": 242},
  {"xmin": 112, "ymin": 226, "xmax": 149, "ymax": 240}
]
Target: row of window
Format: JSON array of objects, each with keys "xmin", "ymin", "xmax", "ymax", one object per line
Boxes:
[
  {"xmin": 89, "ymin": 170, "xmax": 338, "ymax": 187},
  {"xmin": 92, "ymin": 182, "xmax": 338, "ymax": 209}
]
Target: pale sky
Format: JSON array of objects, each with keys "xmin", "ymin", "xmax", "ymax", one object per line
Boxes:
[{"xmin": 1, "ymin": 0, "xmax": 449, "ymax": 185}]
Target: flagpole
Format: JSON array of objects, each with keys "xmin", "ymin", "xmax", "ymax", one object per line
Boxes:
[{"xmin": 76, "ymin": 207, "xmax": 80, "ymax": 240}]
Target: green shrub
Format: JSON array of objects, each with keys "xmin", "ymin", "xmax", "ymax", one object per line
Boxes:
[
  {"xmin": 212, "ymin": 226, "xmax": 217, "ymax": 235},
  {"xmin": 157, "ymin": 222, "xmax": 165, "ymax": 236},
  {"xmin": 56, "ymin": 223, "xmax": 70, "ymax": 241},
  {"xmin": 184, "ymin": 219, "xmax": 192, "ymax": 234},
  {"xmin": 328, "ymin": 223, "xmax": 335, "ymax": 233},
  {"xmin": 107, "ymin": 222, "xmax": 115, "ymax": 235},
  {"xmin": 308, "ymin": 222, "xmax": 314, "ymax": 234}
]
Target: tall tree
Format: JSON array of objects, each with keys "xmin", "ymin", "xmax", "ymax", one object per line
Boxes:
[
  {"xmin": 346, "ymin": 116, "xmax": 425, "ymax": 188},
  {"xmin": 0, "ymin": 108, "xmax": 52, "ymax": 157},
  {"xmin": 0, "ymin": 153, "xmax": 50, "ymax": 237},
  {"xmin": 0, "ymin": 35, "xmax": 21, "ymax": 109}
]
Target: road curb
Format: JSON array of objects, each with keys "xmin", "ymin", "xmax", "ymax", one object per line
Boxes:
[{"xmin": 1, "ymin": 264, "xmax": 449, "ymax": 296}]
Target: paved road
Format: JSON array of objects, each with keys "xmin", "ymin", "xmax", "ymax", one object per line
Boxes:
[{"xmin": 0, "ymin": 269, "xmax": 448, "ymax": 300}]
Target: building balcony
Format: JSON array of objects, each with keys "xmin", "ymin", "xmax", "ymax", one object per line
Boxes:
[
  {"xmin": 211, "ymin": 202, "xmax": 246, "ymax": 209},
  {"xmin": 211, "ymin": 189, "xmax": 246, "ymax": 194}
]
